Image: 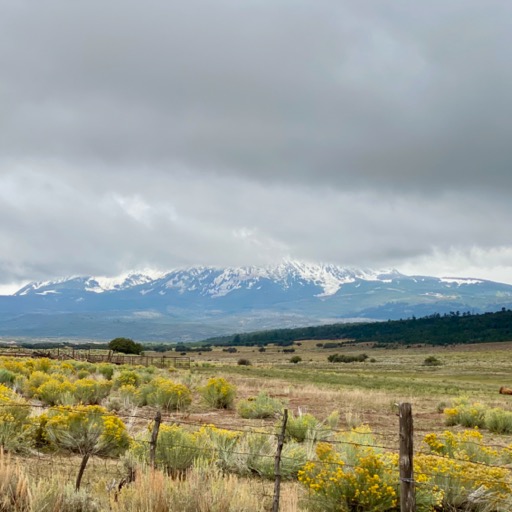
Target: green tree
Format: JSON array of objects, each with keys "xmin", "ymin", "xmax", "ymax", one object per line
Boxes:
[{"xmin": 108, "ymin": 337, "xmax": 143, "ymax": 355}]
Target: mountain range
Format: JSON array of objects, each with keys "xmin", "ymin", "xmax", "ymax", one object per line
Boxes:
[{"xmin": 1, "ymin": 261, "xmax": 512, "ymax": 342}]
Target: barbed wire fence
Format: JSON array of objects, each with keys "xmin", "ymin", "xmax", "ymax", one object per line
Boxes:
[{"xmin": 3, "ymin": 402, "xmax": 512, "ymax": 511}]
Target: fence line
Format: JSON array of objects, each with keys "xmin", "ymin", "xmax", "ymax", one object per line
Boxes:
[{"xmin": 3, "ymin": 400, "xmax": 512, "ymax": 510}]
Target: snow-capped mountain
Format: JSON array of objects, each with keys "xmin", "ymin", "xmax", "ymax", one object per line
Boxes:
[
  {"xmin": 1, "ymin": 261, "xmax": 512, "ymax": 341},
  {"xmin": 13, "ymin": 261, "xmax": 400, "ymax": 298}
]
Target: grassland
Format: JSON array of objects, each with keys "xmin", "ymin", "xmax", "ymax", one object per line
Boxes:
[{"xmin": 2, "ymin": 339, "xmax": 512, "ymax": 511}]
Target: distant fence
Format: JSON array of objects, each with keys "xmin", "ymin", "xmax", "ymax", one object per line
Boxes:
[{"xmin": 0, "ymin": 348, "xmax": 190, "ymax": 369}]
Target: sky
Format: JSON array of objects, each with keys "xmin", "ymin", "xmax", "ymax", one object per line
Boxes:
[{"xmin": 1, "ymin": 0, "xmax": 512, "ymax": 294}]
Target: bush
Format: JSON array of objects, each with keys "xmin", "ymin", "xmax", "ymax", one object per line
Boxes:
[
  {"xmin": 37, "ymin": 378, "xmax": 76, "ymax": 406},
  {"xmin": 327, "ymin": 353, "xmax": 369, "ymax": 363},
  {"xmin": 237, "ymin": 392, "xmax": 284, "ymax": 419},
  {"xmin": 74, "ymin": 378, "xmax": 112, "ymax": 405},
  {"xmin": 485, "ymin": 408, "xmax": 512, "ymax": 434},
  {"xmin": 0, "ymin": 384, "xmax": 32, "ymax": 452},
  {"xmin": 141, "ymin": 377, "xmax": 192, "ymax": 411},
  {"xmin": 237, "ymin": 358, "xmax": 251, "ymax": 366},
  {"xmin": 0, "ymin": 369, "xmax": 16, "ymax": 386},
  {"xmin": 444, "ymin": 399, "xmax": 487, "ymax": 428},
  {"xmin": 423, "ymin": 356, "xmax": 442, "ymax": 366},
  {"xmin": 113, "ymin": 370, "xmax": 141, "ymax": 389},
  {"xmin": 199, "ymin": 377, "xmax": 236, "ymax": 409},
  {"xmin": 148, "ymin": 424, "xmax": 198, "ymax": 475},
  {"xmin": 299, "ymin": 436, "xmax": 398, "ymax": 511},
  {"xmin": 289, "ymin": 356, "xmax": 302, "ymax": 364},
  {"xmin": 285, "ymin": 411, "xmax": 320, "ymax": 443},
  {"xmin": 97, "ymin": 363, "xmax": 115, "ymax": 380}
]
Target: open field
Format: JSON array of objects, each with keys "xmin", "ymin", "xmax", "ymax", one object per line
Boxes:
[{"xmin": 2, "ymin": 340, "xmax": 512, "ymax": 511}]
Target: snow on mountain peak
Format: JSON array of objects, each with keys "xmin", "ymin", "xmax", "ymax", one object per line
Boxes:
[
  {"xmin": 86, "ymin": 269, "xmax": 168, "ymax": 293},
  {"xmin": 11, "ymin": 262, "xmax": 408, "ymax": 298}
]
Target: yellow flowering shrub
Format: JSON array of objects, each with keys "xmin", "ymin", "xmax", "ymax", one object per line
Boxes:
[
  {"xmin": 36, "ymin": 378, "xmax": 76, "ymax": 406},
  {"xmin": 74, "ymin": 378, "xmax": 111, "ymax": 405},
  {"xmin": 418, "ymin": 429, "xmax": 512, "ymax": 509},
  {"xmin": 113, "ymin": 370, "xmax": 141, "ymax": 389},
  {"xmin": 24, "ymin": 370, "xmax": 53, "ymax": 397},
  {"xmin": 444, "ymin": 398, "xmax": 486, "ymax": 428},
  {"xmin": 423, "ymin": 430, "xmax": 499, "ymax": 464},
  {"xmin": 299, "ymin": 440, "xmax": 398, "ymax": 511},
  {"xmin": 0, "ymin": 358, "xmax": 31, "ymax": 377},
  {"xmin": 0, "ymin": 384, "xmax": 32, "ymax": 451},
  {"xmin": 199, "ymin": 377, "xmax": 236, "ymax": 409},
  {"xmin": 141, "ymin": 377, "xmax": 192, "ymax": 411},
  {"xmin": 45, "ymin": 404, "xmax": 130, "ymax": 456}
]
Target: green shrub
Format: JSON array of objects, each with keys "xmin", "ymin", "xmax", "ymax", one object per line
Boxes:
[
  {"xmin": 237, "ymin": 358, "xmax": 251, "ymax": 366},
  {"xmin": 237, "ymin": 392, "xmax": 284, "ymax": 419},
  {"xmin": 97, "ymin": 364, "xmax": 115, "ymax": 380},
  {"xmin": 133, "ymin": 424, "xmax": 198, "ymax": 475},
  {"xmin": 423, "ymin": 356, "xmax": 442, "ymax": 366},
  {"xmin": 0, "ymin": 369, "xmax": 16, "ymax": 386},
  {"xmin": 485, "ymin": 408, "xmax": 512, "ymax": 434},
  {"xmin": 285, "ymin": 411, "xmax": 320, "ymax": 442},
  {"xmin": 327, "ymin": 353, "xmax": 368, "ymax": 363},
  {"xmin": 289, "ymin": 356, "xmax": 302, "ymax": 364}
]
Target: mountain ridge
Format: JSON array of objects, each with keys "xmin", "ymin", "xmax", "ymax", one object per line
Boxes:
[{"xmin": 2, "ymin": 261, "xmax": 511, "ymax": 341}]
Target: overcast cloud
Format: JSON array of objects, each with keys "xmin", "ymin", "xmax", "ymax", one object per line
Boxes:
[{"xmin": 1, "ymin": 0, "xmax": 512, "ymax": 292}]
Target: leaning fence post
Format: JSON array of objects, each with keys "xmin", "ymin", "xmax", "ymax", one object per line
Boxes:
[
  {"xmin": 399, "ymin": 402, "xmax": 416, "ymax": 512},
  {"xmin": 272, "ymin": 408, "xmax": 288, "ymax": 512},
  {"xmin": 149, "ymin": 410, "xmax": 162, "ymax": 469}
]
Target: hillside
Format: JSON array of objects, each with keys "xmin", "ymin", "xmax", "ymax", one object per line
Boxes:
[{"xmin": 203, "ymin": 308, "xmax": 512, "ymax": 347}]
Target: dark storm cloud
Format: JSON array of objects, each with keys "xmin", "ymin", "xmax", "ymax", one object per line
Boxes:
[
  {"xmin": 1, "ymin": 0, "xmax": 512, "ymax": 289},
  {"xmin": 1, "ymin": 0, "xmax": 512, "ymax": 191}
]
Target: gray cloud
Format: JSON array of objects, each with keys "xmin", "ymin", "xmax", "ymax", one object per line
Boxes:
[{"xmin": 1, "ymin": 1, "xmax": 512, "ymax": 288}]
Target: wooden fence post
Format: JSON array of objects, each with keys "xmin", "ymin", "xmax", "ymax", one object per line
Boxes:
[
  {"xmin": 399, "ymin": 402, "xmax": 416, "ymax": 512},
  {"xmin": 149, "ymin": 410, "xmax": 162, "ymax": 469},
  {"xmin": 272, "ymin": 409, "xmax": 288, "ymax": 512}
]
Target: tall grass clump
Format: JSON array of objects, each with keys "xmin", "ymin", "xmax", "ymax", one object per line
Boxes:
[
  {"xmin": 112, "ymin": 465, "xmax": 268, "ymax": 512},
  {"xmin": 0, "ymin": 449, "xmax": 31, "ymax": 512},
  {"xmin": 31, "ymin": 480, "xmax": 100, "ymax": 512},
  {"xmin": 199, "ymin": 378, "xmax": 236, "ymax": 409},
  {"xmin": 237, "ymin": 392, "xmax": 284, "ymax": 419}
]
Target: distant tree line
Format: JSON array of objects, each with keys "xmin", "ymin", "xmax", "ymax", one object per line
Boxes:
[{"xmin": 203, "ymin": 308, "xmax": 512, "ymax": 347}]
